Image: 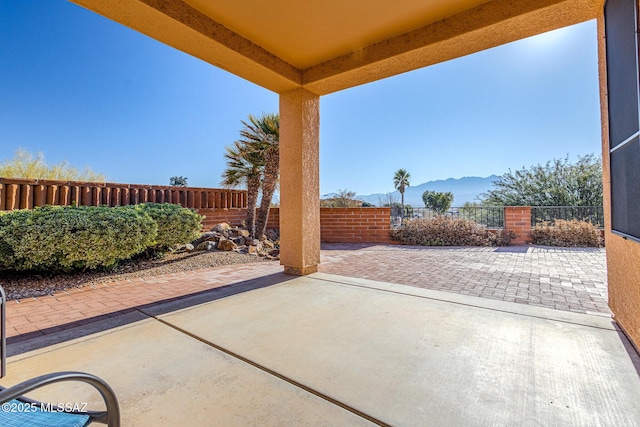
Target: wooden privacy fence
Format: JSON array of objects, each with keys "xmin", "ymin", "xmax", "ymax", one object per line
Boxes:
[{"xmin": 0, "ymin": 178, "xmax": 247, "ymax": 211}]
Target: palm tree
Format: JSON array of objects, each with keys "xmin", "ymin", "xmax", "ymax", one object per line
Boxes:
[
  {"xmin": 250, "ymin": 114, "xmax": 279, "ymax": 239},
  {"xmin": 222, "ymin": 113, "xmax": 280, "ymax": 239},
  {"xmin": 221, "ymin": 141, "xmax": 262, "ymax": 237},
  {"xmin": 393, "ymin": 168, "xmax": 411, "ymax": 220}
]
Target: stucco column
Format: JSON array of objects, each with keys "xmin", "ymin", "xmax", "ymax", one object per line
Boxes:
[{"xmin": 279, "ymin": 88, "xmax": 321, "ymax": 275}]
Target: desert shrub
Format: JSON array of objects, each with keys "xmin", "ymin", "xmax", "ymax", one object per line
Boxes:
[
  {"xmin": 490, "ymin": 229, "xmax": 516, "ymax": 247},
  {"xmin": 530, "ymin": 219, "xmax": 603, "ymax": 247},
  {"xmin": 391, "ymin": 217, "xmax": 511, "ymax": 246},
  {"xmin": 134, "ymin": 203, "xmax": 202, "ymax": 250},
  {"xmin": 0, "ymin": 205, "xmax": 157, "ymax": 271}
]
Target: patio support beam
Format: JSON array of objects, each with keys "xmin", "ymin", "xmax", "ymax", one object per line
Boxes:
[
  {"xmin": 302, "ymin": 0, "xmax": 601, "ymax": 94},
  {"xmin": 279, "ymin": 88, "xmax": 320, "ymax": 275}
]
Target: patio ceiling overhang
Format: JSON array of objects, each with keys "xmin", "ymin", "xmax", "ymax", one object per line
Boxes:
[{"xmin": 70, "ymin": 0, "xmax": 601, "ymax": 95}]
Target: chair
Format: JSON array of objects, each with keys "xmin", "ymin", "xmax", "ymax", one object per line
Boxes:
[{"xmin": 0, "ymin": 285, "xmax": 120, "ymax": 426}]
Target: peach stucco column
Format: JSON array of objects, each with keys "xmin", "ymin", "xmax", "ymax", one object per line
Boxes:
[{"xmin": 279, "ymin": 88, "xmax": 321, "ymax": 275}]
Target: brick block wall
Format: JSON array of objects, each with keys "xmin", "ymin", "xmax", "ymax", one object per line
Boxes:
[
  {"xmin": 504, "ymin": 206, "xmax": 532, "ymax": 245},
  {"xmin": 198, "ymin": 207, "xmax": 393, "ymax": 243},
  {"xmin": 320, "ymin": 207, "xmax": 393, "ymax": 243},
  {"xmin": 198, "ymin": 207, "xmax": 280, "ymax": 231},
  {"xmin": 198, "ymin": 208, "xmax": 247, "ymax": 230}
]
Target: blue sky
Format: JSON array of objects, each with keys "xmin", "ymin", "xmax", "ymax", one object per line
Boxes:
[{"xmin": 1, "ymin": 1, "xmax": 601, "ymax": 197}]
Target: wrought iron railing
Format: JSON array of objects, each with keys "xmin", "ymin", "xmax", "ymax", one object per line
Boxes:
[
  {"xmin": 391, "ymin": 205, "xmax": 604, "ymax": 229},
  {"xmin": 530, "ymin": 206, "xmax": 604, "ymax": 228},
  {"xmin": 390, "ymin": 206, "xmax": 505, "ymax": 229}
]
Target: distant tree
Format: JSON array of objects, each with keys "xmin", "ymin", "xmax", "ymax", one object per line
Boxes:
[
  {"xmin": 393, "ymin": 168, "xmax": 411, "ymax": 219},
  {"xmin": 422, "ymin": 190, "xmax": 454, "ymax": 215},
  {"xmin": 378, "ymin": 193, "xmax": 400, "ymax": 207},
  {"xmin": 0, "ymin": 148, "xmax": 105, "ymax": 181},
  {"xmin": 479, "ymin": 154, "xmax": 603, "ymax": 206},
  {"xmin": 333, "ymin": 189, "xmax": 358, "ymax": 207},
  {"xmin": 170, "ymin": 176, "xmax": 188, "ymax": 186},
  {"xmin": 361, "ymin": 201, "xmax": 374, "ymax": 207},
  {"xmin": 321, "ymin": 189, "xmax": 359, "ymax": 207}
]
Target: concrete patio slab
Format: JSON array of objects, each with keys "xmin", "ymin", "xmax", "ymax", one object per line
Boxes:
[
  {"xmin": 3, "ymin": 317, "xmax": 375, "ymax": 426},
  {"xmin": 158, "ymin": 273, "xmax": 640, "ymax": 426},
  {"xmin": 4, "ymin": 273, "xmax": 639, "ymax": 426}
]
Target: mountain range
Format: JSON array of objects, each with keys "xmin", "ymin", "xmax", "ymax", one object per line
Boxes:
[{"xmin": 323, "ymin": 175, "xmax": 500, "ymax": 207}]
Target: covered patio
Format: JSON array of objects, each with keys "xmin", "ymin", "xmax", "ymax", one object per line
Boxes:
[
  {"xmin": 4, "ymin": 271, "xmax": 640, "ymax": 425},
  {"xmin": 4, "ymin": 0, "xmax": 640, "ymax": 424},
  {"xmin": 63, "ymin": 0, "xmax": 640, "ymax": 351}
]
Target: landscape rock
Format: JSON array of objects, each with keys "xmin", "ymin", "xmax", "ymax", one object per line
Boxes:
[
  {"xmin": 232, "ymin": 237, "xmax": 246, "ymax": 246},
  {"xmin": 267, "ymin": 249, "xmax": 280, "ymax": 258},
  {"xmin": 185, "ymin": 243, "xmax": 195, "ymax": 252},
  {"xmin": 230, "ymin": 228, "xmax": 250, "ymax": 238},
  {"xmin": 201, "ymin": 232, "xmax": 220, "ymax": 242},
  {"xmin": 191, "ymin": 225, "xmax": 280, "ymax": 258},
  {"xmin": 266, "ymin": 228, "xmax": 280, "ymax": 241},
  {"xmin": 196, "ymin": 241, "xmax": 216, "ymax": 251},
  {"xmin": 212, "ymin": 222, "xmax": 232, "ymax": 234},
  {"xmin": 217, "ymin": 239, "xmax": 237, "ymax": 251}
]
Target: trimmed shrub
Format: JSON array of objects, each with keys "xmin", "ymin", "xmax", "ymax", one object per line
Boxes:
[
  {"xmin": 392, "ymin": 216, "xmax": 512, "ymax": 246},
  {"xmin": 0, "ymin": 205, "xmax": 157, "ymax": 271},
  {"xmin": 530, "ymin": 219, "xmax": 603, "ymax": 247},
  {"xmin": 134, "ymin": 203, "xmax": 203, "ymax": 250},
  {"xmin": 491, "ymin": 229, "xmax": 516, "ymax": 247}
]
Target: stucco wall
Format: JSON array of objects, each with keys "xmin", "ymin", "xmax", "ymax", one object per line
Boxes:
[
  {"xmin": 606, "ymin": 234, "xmax": 640, "ymax": 348},
  {"xmin": 597, "ymin": 11, "xmax": 640, "ymax": 350}
]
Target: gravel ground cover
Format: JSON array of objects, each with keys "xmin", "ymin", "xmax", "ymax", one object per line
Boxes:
[{"xmin": 0, "ymin": 251, "xmax": 271, "ymax": 300}]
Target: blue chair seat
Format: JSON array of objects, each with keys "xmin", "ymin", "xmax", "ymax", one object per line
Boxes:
[
  {"xmin": 1, "ymin": 285, "xmax": 118, "ymax": 425},
  {"xmin": 0, "ymin": 399, "xmax": 91, "ymax": 427}
]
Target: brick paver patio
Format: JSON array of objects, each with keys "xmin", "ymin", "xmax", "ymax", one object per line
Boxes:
[
  {"xmin": 320, "ymin": 244, "xmax": 609, "ymax": 316},
  {"xmin": 4, "ymin": 244, "xmax": 609, "ymax": 342}
]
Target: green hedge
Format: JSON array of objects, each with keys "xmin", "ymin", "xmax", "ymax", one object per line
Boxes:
[
  {"xmin": 133, "ymin": 203, "xmax": 202, "ymax": 251},
  {"xmin": 0, "ymin": 205, "xmax": 157, "ymax": 271}
]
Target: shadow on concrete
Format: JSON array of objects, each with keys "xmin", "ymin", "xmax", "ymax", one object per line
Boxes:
[
  {"xmin": 7, "ymin": 272, "xmax": 295, "ymax": 357},
  {"xmin": 616, "ymin": 325, "xmax": 640, "ymax": 379}
]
